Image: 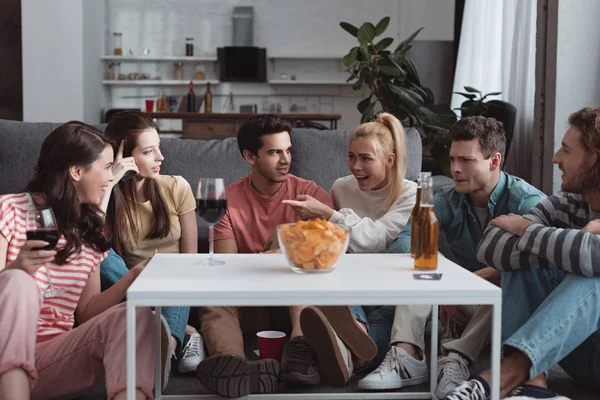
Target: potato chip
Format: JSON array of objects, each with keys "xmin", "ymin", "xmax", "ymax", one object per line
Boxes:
[{"xmin": 278, "ymin": 218, "xmax": 348, "ymax": 271}]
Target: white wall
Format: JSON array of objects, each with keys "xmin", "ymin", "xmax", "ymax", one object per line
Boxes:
[
  {"xmin": 399, "ymin": 0, "xmax": 455, "ymax": 41},
  {"xmin": 552, "ymin": 0, "xmax": 600, "ymax": 192},
  {"xmin": 22, "ymin": 0, "xmax": 455, "ymax": 126},
  {"xmin": 83, "ymin": 0, "xmax": 107, "ymax": 124},
  {"xmin": 22, "ymin": 0, "xmax": 84, "ymax": 122}
]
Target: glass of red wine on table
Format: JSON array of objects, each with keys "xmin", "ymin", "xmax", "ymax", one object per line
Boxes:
[
  {"xmin": 196, "ymin": 178, "xmax": 227, "ymax": 266},
  {"xmin": 25, "ymin": 208, "xmax": 64, "ymax": 298}
]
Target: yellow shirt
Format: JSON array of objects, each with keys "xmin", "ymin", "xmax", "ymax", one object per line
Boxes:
[{"xmin": 124, "ymin": 175, "xmax": 196, "ymax": 268}]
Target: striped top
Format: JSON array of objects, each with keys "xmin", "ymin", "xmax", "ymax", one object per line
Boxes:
[
  {"xmin": 0, "ymin": 193, "xmax": 107, "ymax": 342},
  {"xmin": 477, "ymin": 193, "xmax": 600, "ymax": 277}
]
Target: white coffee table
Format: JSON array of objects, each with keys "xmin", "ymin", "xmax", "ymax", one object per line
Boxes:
[{"xmin": 126, "ymin": 253, "xmax": 502, "ymax": 400}]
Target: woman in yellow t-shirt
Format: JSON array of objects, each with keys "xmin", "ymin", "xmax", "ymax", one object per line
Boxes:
[{"xmin": 102, "ymin": 111, "xmax": 204, "ymax": 375}]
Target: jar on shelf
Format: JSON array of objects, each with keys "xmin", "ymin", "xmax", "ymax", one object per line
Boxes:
[
  {"xmin": 112, "ymin": 32, "xmax": 123, "ymax": 56},
  {"xmin": 174, "ymin": 62, "xmax": 183, "ymax": 81},
  {"xmin": 105, "ymin": 63, "xmax": 116, "ymax": 80},
  {"xmin": 195, "ymin": 64, "xmax": 205, "ymax": 80},
  {"xmin": 185, "ymin": 38, "xmax": 194, "ymax": 56}
]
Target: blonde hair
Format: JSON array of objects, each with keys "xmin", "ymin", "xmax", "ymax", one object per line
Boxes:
[{"xmin": 350, "ymin": 112, "xmax": 408, "ymax": 208}]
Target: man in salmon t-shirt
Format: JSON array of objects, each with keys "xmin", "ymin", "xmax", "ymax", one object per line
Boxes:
[{"xmin": 196, "ymin": 114, "xmax": 333, "ymax": 397}]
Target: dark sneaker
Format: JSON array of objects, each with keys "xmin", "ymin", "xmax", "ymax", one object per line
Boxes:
[
  {"xmin": 317, "ymin": 306, "xmax": 377, "ymax": 361},
  {"xmin": 196, "ymin": 354, "xmax": 279, "ymax": 398},
  {"xmin": 300, "ymin": 306, "xmax": 356, "ymax": 385},
  {"xmin": 444, "ymin": 376, "xmax": 490, "ymax": 400},
  {"xmin": 505, "ymin": 384, "xmax": 570, "ymax": 399},
  {"xmin": 280, "ymin": 336, "xmax": 320, "ymax": 385}
]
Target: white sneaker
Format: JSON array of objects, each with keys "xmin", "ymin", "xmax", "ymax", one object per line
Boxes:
[
  {"xmin": 435, "ymin": 352, "xmax": 470, "ymax": 398},
  {"xmin": 358, "ymin": 346, "xmax": 428, "ymax": 390},
  {"xmin": 178, "ymin": 332, "xmax": 206, "ymax": 373},
  {"xmin": 159, "ymin": 315, "xmax": 172, "ymax": 391}
]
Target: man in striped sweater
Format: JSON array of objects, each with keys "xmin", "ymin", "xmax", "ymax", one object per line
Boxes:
[{"xmin": 444, "ymin": 107, "xmax": 600, "ymax": 400}]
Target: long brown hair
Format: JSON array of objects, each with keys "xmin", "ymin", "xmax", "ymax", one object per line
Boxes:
[
  {"xmin": 104, "ymin": 111, "xmax": 170, "ymax": 257},
  {"xmin": 350, "ymin": 112, "xmax": 408, "ymax": 208},
  {"xmin": 26, "ymin": 122, "xmax": 111, "ymax": 263}
]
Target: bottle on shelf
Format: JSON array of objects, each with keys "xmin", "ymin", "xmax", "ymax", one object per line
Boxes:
[
  {"xmin": 185, "ymin": 38, "xmax": 194, "ymax": 56},
  {"xmin": 414, "ymin": 176, "xmax": 439, "ymax": 271},
  {"xmin": 187, "ymin": 81, "xmax": 196, "ymax": 112},
  {"xmin": 410, "ymin": 172, "xmax": 432, "ymax": 258},
  {"xmin": 204, "ymin": 82, "xmax": 212, "ymax": 113}
]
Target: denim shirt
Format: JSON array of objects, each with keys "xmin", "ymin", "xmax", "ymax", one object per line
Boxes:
[{"xmin": 388, "ymin": 172, "xmax": 547, "ymax": 271}]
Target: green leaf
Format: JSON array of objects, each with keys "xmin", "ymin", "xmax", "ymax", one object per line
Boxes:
[
  {"xmin": 374, "ymin": 37, "xmax": 394, "ymax": 50},
  {"xmin": 394, "ymin": 27, "xmax": 424, "ymax": 53},
  {"xmin": 403, "ymin": 59, "xmax": 422, "ymax": 86},
  {"xmin": 343, "ymin": 47, "xmax": 359, "ymax": 67},
  {"xmin": 361, "ymin": 101, "xmax": 376, "ymax": 123},
  {"xmin": 463, "ymin": 86, "xmax": 481, "ymax": 94},
  {"xmin": 415, "ymin": 106, "xmax": 441, "ymax": 124},
  {"xmin": 359, "ymin": 46, "xmax": 370, "ymax": 64},
  {"xmin": 340, "ymin": 22, "xmax": 359, "ymax": 37},
  {"xmin": 480, "ymin": 91, "xmax": 502, "ymax": 101},
  {"xmin": 352, "ymin": 81, "xmax": 363, "ymax": 91},
  {"xmin": 357, "ymin": 23, "xmax": 376, "ymax": 45},
  {"xmin": 375, "ymin": 17, "xmax": 390, "ymax": 36},
  {"xmin": 453, "ymin": 92, "xmax": 477, "ymax": 100},
  {"xmin": 388, "ymin": 85, "xmax": 424, "ymax": 108},
  {"xmin": 379, "ymin": 65, "xmax": 402, "ymax": 77},
  {"xmin": 357, "ymin": 96, "xmax": 372, "ymax": 114}
]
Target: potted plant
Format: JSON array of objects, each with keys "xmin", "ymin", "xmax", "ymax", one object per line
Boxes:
[
  {"xmin": 454, "ymin": 86, "xmax": 501, "ymax": 117},
  {"xmin": 340, "ymin": 17, "xmax": 457, "ymax": 177},
  {"xmin": 454, "ymin": 86, "xmax": 517, "ymax": 156}
]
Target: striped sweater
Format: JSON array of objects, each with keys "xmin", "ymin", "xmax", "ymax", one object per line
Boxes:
[{"xmin": 477, "ymin": 193, "xmax": 600, "ymax": 277}]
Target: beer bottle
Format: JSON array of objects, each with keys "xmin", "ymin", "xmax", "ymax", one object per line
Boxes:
[
  {"xmin": 414, "ymin": 176, "xmax": 439, "ymax": 270},
  {"xmin": 410, "ymin": 172, "xmax": 432, "ymax": 257}
]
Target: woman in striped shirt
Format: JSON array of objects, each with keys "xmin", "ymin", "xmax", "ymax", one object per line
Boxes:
[{"xmin": 0, "ymin": 122, "xmax": 157, "ymax": 399}]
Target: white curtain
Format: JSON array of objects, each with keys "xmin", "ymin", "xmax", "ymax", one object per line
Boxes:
[{"xmin": 451, "ymin": 0, "xmax": 537, "ymax": 181}]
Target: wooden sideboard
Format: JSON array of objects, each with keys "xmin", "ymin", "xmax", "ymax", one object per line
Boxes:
[{"xmin": 147, "ymin": 112, "xmax": 342, "ymax": 140}]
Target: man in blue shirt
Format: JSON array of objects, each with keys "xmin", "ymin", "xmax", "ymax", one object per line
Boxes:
[{"xmin": 359, "ymin": 117, "xmax": 546, "ymax": 397}]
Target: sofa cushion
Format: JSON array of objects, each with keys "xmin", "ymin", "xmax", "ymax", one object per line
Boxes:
[
  {"xmin": 159, "ymin": 137, "xmax": 249, "ymax": 188},
  {"xmin": 290, "ymin": 127, "xmax": 422, "ymax": 191},
  {"xmin": 0, "ymin": 120, "xmax": 61, "ymax": 195}
]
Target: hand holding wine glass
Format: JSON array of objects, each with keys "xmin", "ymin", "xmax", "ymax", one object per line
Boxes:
[
  {"xmin": 25, "ymin": 208, "xmax": 64, "ymax": 298},
  {"xmin": 196, "ymin": 178, "xmax": 227, "ymax": 266},
  {"xmin": 9, "ymin": 240, "xmax": 57, "ymax": 275}
]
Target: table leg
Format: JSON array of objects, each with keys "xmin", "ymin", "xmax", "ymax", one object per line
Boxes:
[
  {"xmin": 155, "ymin": 306, "xmax": 162, "ymax": 399},
  {"xmin": 430, "ymin": 305, "xmax": 438, "ymax": 397},
  {"xmin": 126, "ymin": 302, "xmax": 136, "ymax": 400},
  {"xmin": 490, "ymin": 300, "xmax": 502, "ymax": 400}
]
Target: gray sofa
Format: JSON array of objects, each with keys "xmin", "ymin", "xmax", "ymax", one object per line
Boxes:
[
  {"xmin": 0, "ymin": 120, "xmax": 592, "ymax": 399},
  {"xmin": 0, "ymin": 120, "xmax": 427, "ymax": 252}
]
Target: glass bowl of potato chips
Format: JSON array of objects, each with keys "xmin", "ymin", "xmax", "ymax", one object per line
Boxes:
[{"xmin": 277, "ymin": 219, "xmax": 350, "ymax": 274}]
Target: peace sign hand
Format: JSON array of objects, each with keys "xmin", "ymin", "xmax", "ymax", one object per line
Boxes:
[{"xmin": 112, "ymin": 140, "xmax": 139, "ymax": 182}]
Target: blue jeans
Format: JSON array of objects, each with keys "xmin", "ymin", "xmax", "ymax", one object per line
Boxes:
[
  {"xmin": 100, "ymin": 249, "xmax": 190, "ymax": 347},
  {"xmin": 350, "ymin": 305, "xmax": 396, "ymax": 373},
  {"xmin": 502, "ymin": 269, "xmax": 600, "ymax": 387}
]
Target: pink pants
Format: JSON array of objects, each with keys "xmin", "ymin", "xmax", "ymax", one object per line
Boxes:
[{"xmin": 0, "ymin": 269, "xmax": 156, "ymax": 399}]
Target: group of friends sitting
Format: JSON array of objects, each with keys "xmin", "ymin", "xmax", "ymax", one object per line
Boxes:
[{"xmin": 0, "ymin": 107, "xmax": 598, "ymax": 400}]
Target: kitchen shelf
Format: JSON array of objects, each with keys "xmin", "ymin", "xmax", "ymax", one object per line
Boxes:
[
  {"xmin": 268, "ymin": 80, "xmax": 351, "ymax": 85},
  {"xmin": 267, "ymin": 55, "xmax": 344, "ymax": 59},
  {"xmin": 101, "ymin": 55, "xmax": 217, "ymax": 62},
  {"xmin": 102, "ymin": 80, "xmax": 219, "ymax": 86}
]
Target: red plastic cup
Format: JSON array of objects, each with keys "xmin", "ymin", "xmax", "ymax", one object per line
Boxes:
[
  {"xmin": 145, "ymin": 99, "xmax": 155, "ymax": 112},
  {"xmin": 257, "ymin": 330, "xmax": 286, "ymax": 363}
]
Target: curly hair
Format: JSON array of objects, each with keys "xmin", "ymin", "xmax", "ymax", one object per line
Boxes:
[
  {"xmin": 449, "ymin": 116, "xmax": 506, "ymax": 161},
  {"xmin": 569, "ymin": 107, "xmax": 600, "ymax": 193}
]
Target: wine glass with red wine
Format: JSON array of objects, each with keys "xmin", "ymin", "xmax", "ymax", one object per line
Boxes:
[
  {"xmin": 196, "ymin": 178, "xmax": 227, "ymax": 265},
  {"xmin": 26, "ymin": 208, "xmax": 64, "ymax": 298}
]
